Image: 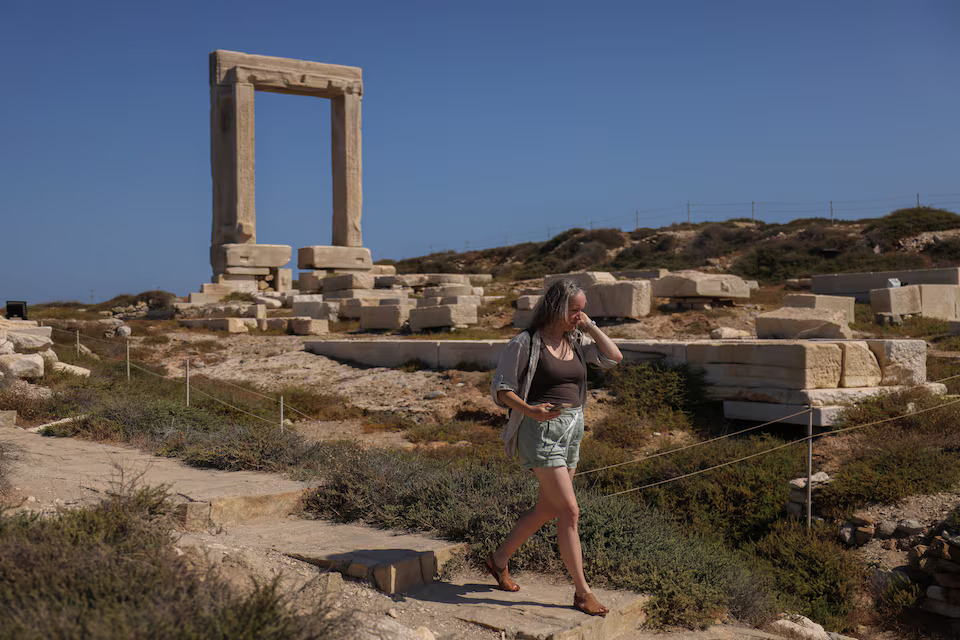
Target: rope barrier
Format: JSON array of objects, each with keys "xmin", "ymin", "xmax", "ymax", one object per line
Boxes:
[
  {"xmin": 597, "ymin": 395, "xmax": 960, "ymax": 498},
  {"xmin": 575, "ymin": 407, "xmax": 813, "ymax": 477}
]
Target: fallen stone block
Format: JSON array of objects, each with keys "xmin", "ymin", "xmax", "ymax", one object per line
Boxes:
[
  {"xmin": 423, "ymin": 284, "xmax": 474, "ymax": 298},
  {"xmin": 838, "ymin": 341, "xmax": 882, "ymax": 388},
  {"xmin": 52, "ymin": 362, "xmax": 91, "ymax": 377},
  {"xmin": 871, "ymin": 284, "xmax": 921, "ymax": 317},
  {"xmin": 687, "ymin": 342, "xmax": 843, "ymax": 370},
  {"xmin": 865, "ymin": 339, "xmax": 927, "ymax": 386},
  {"xmin": 179, "ymin": 318, "xmax": 248, "ymax": 333},
  {"xmin": 188, "ymin": 292, "xmax": 223, "ymax": 305},
  {"xmin": 373, "ymin": 556, "xmax": 425, "ymax": 594},
  {"xmin": 6, "ymin": 332, "xmax": 54, "ymax": 353},
  {"xmin": 0, "ymin": 340, "xmax": 12, "ymax": 356},
  {"xmin": 423, "ymin": 274, "xmax": 471, "ymax": 286},
  {"xmin": 706, "ymin": 382, "xmax": 947, "ymax": 406},
  {"xmin": 297, "ymin": 271, "xmax": 326, "ymax": 293},
  {"xmin": 220, "ymin": 243, "xmax": 292, "ymax": 268},
  {"xmin": 298, "ymin": 246, "xmax": 373, "ymax": 270},
  {"xmin": 360, "ymin": 305, "xmax": 410, "ymax": 330},
  {"xmin": 289, "ymin": 318, "xmax": 329, "ymax": 336},
  {"xmin": 614, "ymin": 341, "xmax": 688, "ymax": 367},
  {"xmin": 699, "ymin": 363, "xmax": 841, "ymax": 390},
  {"xmin": 723, "ymin": 401, "xmax": 845, "ymax": 427},
  {"xmin": 439, "ymin": 295, "xmax": 482, "ymax": 306},
  {"xmin": 516, "ymin": 295, "xmax": 541, "ymax": 311},
  {"xmin": 813, "ymin": 267, "xmax": 960, "ymax": 301},
  {"xmin": 919, "ymin": 284, "xmax": 960, "ymax": 321},
  {"xmin": 467, "ymin": 274, "xmax": 493, "ymax": 284},
  {"xmin": 322, "ymin": 273, "xmax": 376, "ymax": 292},
  {"xmin": 338, "ymin": 298, "xmax": 377, "ymax": 320},
  {"xmin": 292, "ymin": 300, "xmax": 340, "ymax": 321},
  {"xmin": 544, "ymin": 272, "xmax": 615, "ymax": 291},
  {"xmin": 584, "ymin": 281, "xmax": 651, "ymax": 318},
  {"xmin": 409, "ymin": 305, "xmax": 478, "ymax": 332},
  {"xmin": 417, "ymin": 297, "xmax": 442, "ymax": 308},
  {"xmin": 651, "ymin": 271, "xmax": 750, "ymax": 299},
  {"xmin": 38, "ymin": 349, "xmax": 57, "ymax": 367},
  {"xmin": 369, "ymin": 264, "xmax": 396, "ymax": 275},
  {"xmin": 0, "ymin": 353, "xmax": 44, "ymax": 379},
  {"xmin": 755, "ymin": 307, "xmax": 852, "ymax": 339},
  {"xmin": 783, "ymin": 293, "xmax": 855, "ymax": 325},
  {"xmin": 257, "ymin": 318, "xmax": 290, "ymax": 332},
  {"xmin": 324, "ymin": 289, "xmax": 395, "ymax": 301}
]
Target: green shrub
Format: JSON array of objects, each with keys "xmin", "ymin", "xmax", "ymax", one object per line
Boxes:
[
  {"xmin": 300, "ymin": 442, "xmax": 776, "ymax": 628},
  {"xmin": 746, "ymin": 520, "xmax": 866, "ymax": 632},
  {"xmin": 816, "ymin": 440, "xmax": 960, "ymax": 519},
  {"xmin": 864, "ymin": 207, "xmax": 960, "ymax": 247},
  {"xmin": 0, "ymin": 485, "xmax": 353, "ymax": 639}
]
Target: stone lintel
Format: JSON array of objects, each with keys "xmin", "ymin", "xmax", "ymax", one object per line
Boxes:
[
  {"xmin": 211, "ymin": 50, "xmax": 362, "ymax": 96},
  {"xmin": 299, "ymin": 246, "xmax": 372, "ymax": 270}
]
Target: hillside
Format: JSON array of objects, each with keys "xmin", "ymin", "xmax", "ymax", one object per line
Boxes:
[{"xmin": 387, "ymin": 207, "xmax": 960, "ymax": 282}]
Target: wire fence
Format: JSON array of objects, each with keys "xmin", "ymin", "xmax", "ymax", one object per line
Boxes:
[
  {"xmin": 45, "ymin": 326, "xmax": 317, "ymax": 430},
  {"xmin": 34, "ymin": 323, "xmax": 960, "ymax": 529}
]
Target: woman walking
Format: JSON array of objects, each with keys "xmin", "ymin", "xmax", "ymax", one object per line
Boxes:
[{"xmin": 487, "ymin": 278, "xmax": 622, "ymax": 616}]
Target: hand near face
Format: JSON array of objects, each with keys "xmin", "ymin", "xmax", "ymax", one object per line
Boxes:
[{"xmin": 576, "ymin": 311, "xmax": 594, "ymax": 329}]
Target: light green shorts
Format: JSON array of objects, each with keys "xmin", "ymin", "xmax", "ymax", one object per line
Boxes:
[{"xmin": 517, "ymin": 406, "xmax": 585, "ymax": 470}]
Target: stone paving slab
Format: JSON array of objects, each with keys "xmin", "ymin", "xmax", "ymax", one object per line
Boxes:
[
  {"xmin": 1, "ymin": 426, "xmax": 311, "ymax": 523},
  {"xmin": 406, "ymin": 574, "xmax": 647, "ymax": 640}
]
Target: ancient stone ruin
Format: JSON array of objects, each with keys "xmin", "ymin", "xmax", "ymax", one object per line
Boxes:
[{"xmin": 204, "ymin": 49, "xmax": 368, "ymax": 296}]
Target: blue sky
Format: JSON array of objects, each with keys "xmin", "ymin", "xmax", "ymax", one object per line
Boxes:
[{"xmin": 2, "ymin": 1, "xmax": 958, "ymax": 303}]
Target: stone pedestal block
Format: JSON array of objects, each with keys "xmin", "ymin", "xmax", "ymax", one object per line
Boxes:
[
  {"xmin": 220, "ymin": 244, "xmax": 292, "ymax": 268},
  {"xmin": 651, "ymin": 271, "xmax": 750, "ymax": 299},
  {"xmin": 544, "ymin": 272, "xmax": 615, "ymax": 291},
  {"xmin": 699, "ymin": 362, "xmax": 841, "ymax": 390},
  {"xmin": 871, "ymin": 285, "xmax": 921, "ymax": 317},
  {"xmin": 290, "ymin": 318, "xmax": 329, "ymax": 335},
  {"xmin": 755, "ymin": 308, "xmax": 852, "ymax": 339},
  {"xmin": 837, "ymin": 342, "xmax": 882, "ymax": 388},
  {"xmin": 584, "ymin": 281, "xmax": 651, "ymax": 318},
  {"xmin": 919, "ymin": 284, "xmax": 960, "ymax": 321},
  {"xmin": 612, "ymin": 269, "xmax": 669, "ymax": 280},
  {"xmin": 322, "ymin": 273, "xmax": 375, "ymax": 292},
  {"xmin": 409, "ymin": 305, "xmax": 478, "ymax": 332},
  {"xmin": 258, "ymin": 318, "xmax": 290, "ymax": 332},
  {"xmin": 338, "ymin": 298, "xmax": 376, "ymax": 319},
  {"xmin": 360, "ymin": 304, "xmax": 409, "ymax": 330},
  {"xmin": 370, "ymin": 264, "xmax": 397, "ymax": 275},
  {"xmin": 813, "ymin": 267, "xmax": 960, "ymax": 301},
  {"xmin": 865, "ymin": 339, "xmax": 927, "ymax": 386},
  {"xmin": 468, "ymin": 274, "xmax": 494, "ymax": 284},
  {"xmin": 298, "ymin": 246, "xmax": 372, "ymax": 270},
  {"xmin": 324, "ymin": 288, "xmax": 394, "ymax": 301},
  {"xmin": 225, "ymin": 266, "xmax": 270, "ymax": 275},
  {"xmin": 687, "ymin": 342, "xmax": 843, "ymax": 369},
  {"xmin": 723, "ymin": 401, "xmax": 845, "ymax": 426},
  {"xmin": 783, "ymin": 293, "xmax": 856, "ymax": 325}
]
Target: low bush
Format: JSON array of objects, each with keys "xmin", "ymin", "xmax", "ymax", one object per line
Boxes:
[
  {"xmin": 300, "ymin": 442, "xmax": 776, "ymax": 628},
  {"xmin": 0, "ymin": 484, "xmax": 353, "ymax": 639},
  {"xmin": 746, "ymin": 521, "xmax": 866, "ymax": 632},
  {"xmin": 864, "ymin": 207, "xmax": 960, "ymax": 248}
]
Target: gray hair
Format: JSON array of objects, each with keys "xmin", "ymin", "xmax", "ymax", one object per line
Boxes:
[{"xmin": 528, "ymin": 278, "xmax": 583, "ymax": 340}]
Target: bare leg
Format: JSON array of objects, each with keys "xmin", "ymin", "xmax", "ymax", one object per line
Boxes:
[
  {"xmin": 492, "ymin": 479, "xmax": 558, "ymax": 568},
  {"xmin": 532, "ymin": 466, "xmax": 590, "ymax": 597}
]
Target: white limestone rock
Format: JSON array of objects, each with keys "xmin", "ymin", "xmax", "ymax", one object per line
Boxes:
[
  {"xmin": 544, "ymin": 271, "xmax": 615, "ymax": 291},
  {"xmin": 710, "ymin": 327, "xmax": 751, "ymax": 339},
  {"xmin": 7, "ymin": 332, "xmax": 54, "ymax": 353},
  {"xmin": 770, "ymin": 614, "xmax": 830, "ymax": 640},
  {"xmin": 0, "ymin": 353, "xmax": 44, "ymax": 380},
  {"xmin": 52, "ymin": 362, "xmax": 91, "ymax": 377},
  {"xmin": 865, "ymin": 339, "xmax": 926, "ymax": 386},
  {"xmin": 651, "ymin": 271, "xmax": 750, "ymax": 299},
  {"xmin": 755, "ymin": 307, "xmax": 852, "ymax": 339},
  {"xmin": 584, "ymin": 281, "xmax": 651, "ymax": 318},
  {"xmin": 253, "ymin": 296, "xmax": 282, "ymax": 309}
]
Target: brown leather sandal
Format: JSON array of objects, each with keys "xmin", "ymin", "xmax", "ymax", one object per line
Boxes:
[
  {"xmin": 573, "ymin": 592, "xmax": 609, "ymax": 616},
  {"xmin": 484, "ymin": 553, "xmax": 520, "ymax": 592}
]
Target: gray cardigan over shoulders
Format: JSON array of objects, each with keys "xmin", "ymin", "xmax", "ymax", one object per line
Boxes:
[{"xmin": 490, "ymin": 329, "xmax": 618, "ymax": 459}]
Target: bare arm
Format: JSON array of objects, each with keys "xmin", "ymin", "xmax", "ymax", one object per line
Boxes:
[
  {"xmin": 497, "ymin": 389, "xmax": 562, "ymax": 422},
  {"xmin": 577, "ymin": 312, "xmax": 623, "ymax": 362}
]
